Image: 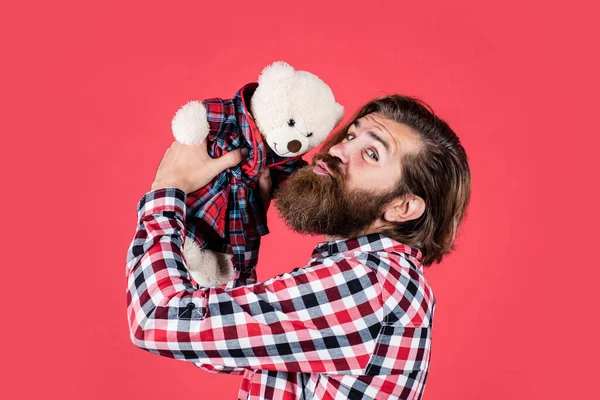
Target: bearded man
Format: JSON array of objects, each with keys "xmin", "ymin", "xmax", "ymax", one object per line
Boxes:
[{"xmin": 126, "ymin": 95, "xmax": 471, "ymax": 400}]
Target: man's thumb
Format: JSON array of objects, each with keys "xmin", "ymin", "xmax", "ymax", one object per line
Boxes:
[{"xmin": 216, "ymin": 148, "xmax": 249, "ymax": 170}]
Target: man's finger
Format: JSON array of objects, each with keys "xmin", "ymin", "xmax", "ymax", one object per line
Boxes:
[{"xmin": 213, "ymin": 148, "xmax": 249, "ymax": 172}]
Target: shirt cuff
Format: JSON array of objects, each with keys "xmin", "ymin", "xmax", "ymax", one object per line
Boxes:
[{"xmin": 137, "ymin": 187, "xmax": 187, "ymax": 221}]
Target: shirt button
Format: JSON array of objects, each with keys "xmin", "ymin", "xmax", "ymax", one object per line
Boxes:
[{"xmin": 187, "ymin": 303, "xmax": 195, "ymax": 309}]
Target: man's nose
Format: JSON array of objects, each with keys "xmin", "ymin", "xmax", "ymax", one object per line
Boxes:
[{"xmin": 328, "ymin": 141, "xmax": 349, "ymax": 164}]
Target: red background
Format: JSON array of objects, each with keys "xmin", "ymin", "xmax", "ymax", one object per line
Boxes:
[{"xmin": 2, "ymin": 0, "xmax": 599, "ymax": 399}]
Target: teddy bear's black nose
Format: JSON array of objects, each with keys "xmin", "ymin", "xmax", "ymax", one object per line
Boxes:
[{"xmin": 287, "ymin": 140, "xmax": 302, "ymax": 153}]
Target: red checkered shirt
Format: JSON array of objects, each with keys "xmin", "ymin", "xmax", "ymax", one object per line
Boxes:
[{"xmin": 126, "ymin": 188, "xmax": 437, "ymax": 399}]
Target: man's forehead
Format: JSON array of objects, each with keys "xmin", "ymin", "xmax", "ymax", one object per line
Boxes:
[{"xmin": 357, "ymin": 112, "xmax": 422, "ymax": 157}]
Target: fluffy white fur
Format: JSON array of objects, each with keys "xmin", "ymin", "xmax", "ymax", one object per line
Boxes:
[
  {"xmin": 172, "ymin": 100, "xmax": 210, "ymax": 145},
  {"xmin": 182, "ymin": 237, "xmax": 234, "ymax": 287},
  {"xmin": 172, "ymin": 61, "xmax": 344, "ymax": 287},
  {"xmin": 252, "ymin": 62, "xmax": 344, "ymax": 156}
]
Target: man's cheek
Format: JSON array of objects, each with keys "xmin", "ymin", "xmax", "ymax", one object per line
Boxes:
[{"xmin": 341, "ymin": 177, "xmax": 354, "ymax": 193}]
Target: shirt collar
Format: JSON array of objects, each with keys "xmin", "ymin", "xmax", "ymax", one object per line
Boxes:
[{"xmin": 311, "ymin": 232, "xmax": 424, "ymax": 270}]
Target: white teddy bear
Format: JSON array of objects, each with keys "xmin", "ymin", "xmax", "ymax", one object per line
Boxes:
[{"xmin": 171, "ymin": 61, "xmax": 343, "ymax": 288}]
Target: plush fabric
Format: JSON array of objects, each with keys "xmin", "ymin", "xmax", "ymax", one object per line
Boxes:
[{"xmin": 185, "ymin": 82, "xmax": 308, "ymax": 286}]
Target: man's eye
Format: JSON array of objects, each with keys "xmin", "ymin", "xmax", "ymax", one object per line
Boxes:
[{"xmin": 367, "ymin": 149, "xmax": 379, "ymax": 161}]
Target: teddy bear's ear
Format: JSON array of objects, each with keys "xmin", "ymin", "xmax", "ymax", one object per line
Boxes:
[
  {"xmin": 258, "ymin": 61, "xmax": 295, "ymax": 86},
  {"xmin": 335, "ymin": 103, "xmax": 345, "ymax": 126}
]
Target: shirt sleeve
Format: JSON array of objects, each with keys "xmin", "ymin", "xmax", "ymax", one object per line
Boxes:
[{"xmin": 125, "ymin": 188, "xmax": 384, "ymax": 374}]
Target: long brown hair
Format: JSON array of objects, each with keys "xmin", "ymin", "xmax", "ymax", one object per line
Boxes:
[{"xmin": 319, "ymin": 95, "xmax": 472, "ymax": 267}]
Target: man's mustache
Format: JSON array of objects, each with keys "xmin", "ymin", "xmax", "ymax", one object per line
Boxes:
[{"xmin": 311, "ymin": 153, "xmax": 343, "ymax": 182}]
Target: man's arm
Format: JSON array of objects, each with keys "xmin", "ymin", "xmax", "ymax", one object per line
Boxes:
[{"xmin": 126, "ymin": 188, "xmax": 384, "ymax": 374}]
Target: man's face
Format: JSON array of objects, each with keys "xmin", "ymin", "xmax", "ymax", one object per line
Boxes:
[{"xmin": 274, "ymin": 112, "xmax": 422, "ymax": 238}]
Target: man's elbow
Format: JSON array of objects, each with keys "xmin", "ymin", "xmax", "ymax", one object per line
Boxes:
[
  {"xmin": 126, "ymin": 308, "xmax": 151, "ymax": 350},
  {"xmin": 128, "ymin": 324, "xmax": 144, "ymax": 348}
]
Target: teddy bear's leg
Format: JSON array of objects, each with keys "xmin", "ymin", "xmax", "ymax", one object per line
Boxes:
[
  {"xmin": 212, "ymin": 251, "xmax": 235, "ymax": 284},
  {"xmin": 171, "ymin": 101, "xmax": 210, "ymax": 145},
  {"xmin": 183, "ymin": 237, "xmax": 234, "ymax": 287}
]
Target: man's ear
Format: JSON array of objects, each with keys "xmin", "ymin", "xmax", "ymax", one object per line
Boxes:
[{"xmin": 382, "ymin": 195, "xmax": 426, "ymax": 223}]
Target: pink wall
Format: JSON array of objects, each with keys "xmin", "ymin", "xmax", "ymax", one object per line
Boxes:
[{"xmin": 2, "ymin": 0, "xmax": 598, "ymax": 398}]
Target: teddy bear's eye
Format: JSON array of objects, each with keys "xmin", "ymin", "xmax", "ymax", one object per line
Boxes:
[
  {"xmin": 306, "ymin": 132, "xmax": 313, "ymax": 137},
  {"xmin": 288, "ymin": 119, "xmax": 295, "ymax": 127}
]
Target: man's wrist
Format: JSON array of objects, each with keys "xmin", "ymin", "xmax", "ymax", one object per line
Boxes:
[{"xmin": 151, "ymin": 180, "xmax": 186, "ymax": 192}]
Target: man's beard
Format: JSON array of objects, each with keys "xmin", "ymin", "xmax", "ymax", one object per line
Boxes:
[{"xmin": 273, "ymin": 153, "xmax": 401, "ymax": 239}]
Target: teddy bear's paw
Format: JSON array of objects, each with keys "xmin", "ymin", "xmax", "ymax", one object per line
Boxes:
[
  {"xmin": 172, "ymin": 100, "xmax": 210, "ymax": 145},
  {"xmin": 183, "ymin": 239, "xmax": 234, "ymax": 287}
]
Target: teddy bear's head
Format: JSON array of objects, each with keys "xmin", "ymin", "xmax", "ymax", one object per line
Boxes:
[{"xmin": 250, "ymin": 61, "xmax": 344, "ymax": 157}]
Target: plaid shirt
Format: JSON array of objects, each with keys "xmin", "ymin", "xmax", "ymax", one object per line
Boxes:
[
  {"xmin": 126, "ymin": 188, "xmax": 436, "ymax": 400},
  {"xmin": 185, "ymin": 82, "xmax": 308, "ymax": 285}
]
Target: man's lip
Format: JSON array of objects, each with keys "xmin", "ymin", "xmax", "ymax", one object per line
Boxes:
[{"xmin": 313, "ymin": 160, "xmax": 331, "ymax": 175}]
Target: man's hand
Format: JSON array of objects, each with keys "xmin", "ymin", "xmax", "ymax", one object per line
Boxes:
[{"xmin": 151, "ymin": 141, "xmax": 249, "ymax": 194}]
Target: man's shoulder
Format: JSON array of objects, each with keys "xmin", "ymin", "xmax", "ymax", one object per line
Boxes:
[{"xmin": 352, "ymin": 249, "xmax": 435, "ymax": 327}]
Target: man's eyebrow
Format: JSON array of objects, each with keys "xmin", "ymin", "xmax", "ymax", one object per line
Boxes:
[{"xmin": 366, "ymin": 130, "xmax": 391, "ymax": 152}]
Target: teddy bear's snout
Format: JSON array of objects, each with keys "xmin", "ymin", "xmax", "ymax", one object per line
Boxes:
[{"xmin": 287, "ymin": 140, "xmax": 302, "ymax": 153}]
